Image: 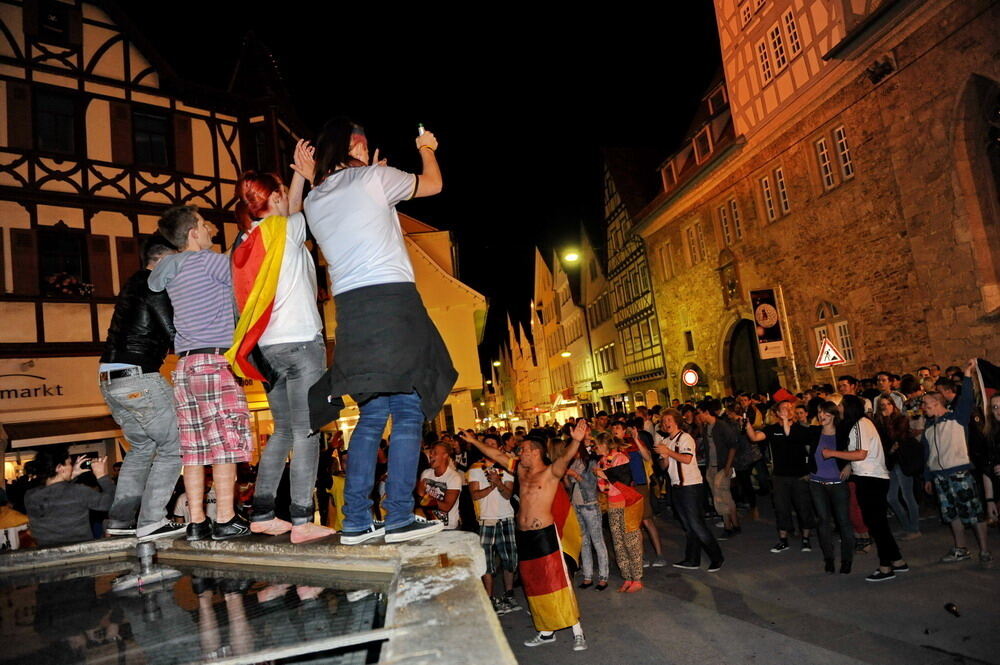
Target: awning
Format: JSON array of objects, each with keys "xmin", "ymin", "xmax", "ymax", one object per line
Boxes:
[{"xmin": 0, "ymin": 416, "xmax": 121, "ymax": 449}]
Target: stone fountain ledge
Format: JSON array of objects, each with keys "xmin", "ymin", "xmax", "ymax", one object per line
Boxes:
[{"xmin": 0, "ymin": 531, "xmax": 516, "ymax": 665}]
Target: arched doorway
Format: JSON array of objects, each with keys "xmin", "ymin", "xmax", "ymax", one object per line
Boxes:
[
  {"xmin": 680, "ymin": 363, "xmax": 709, "ymax": 401},
  {"xmin": 727, "ymin": 319, "xmax": 780, "ymax": 395}
]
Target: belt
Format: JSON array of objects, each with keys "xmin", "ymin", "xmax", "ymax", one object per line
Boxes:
[
  {"xmin": 99, "ymin": 367, "xmax": 144, "ymax": 382},
  {"xmin": 178, "ymin": 347, "xmax": 226, "ymax": 358}
]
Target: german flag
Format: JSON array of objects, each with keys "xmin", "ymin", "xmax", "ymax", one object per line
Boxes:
[
  {"xmin": 552, "ymin": 483, "xmax": 582, "ymax": 569},
  {"xmin": 608, "ymin": 482, "xmax": 645, "ymax": 532},
  {"xmin": 516, "ymin": 523, "xmax": 579, "ymax": 632},
  {"xmin": 226, "ymin": 215, "xmax": 287, "ymax": 382}
]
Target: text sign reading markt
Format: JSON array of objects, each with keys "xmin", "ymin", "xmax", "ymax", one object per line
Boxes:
[
  {"xmin": 0, "ymin": 374, "xmax": 66, "ymax": 400},
  {"xmin": 749, "ymin": 288, "xmax": 786, "ymax": 359}
]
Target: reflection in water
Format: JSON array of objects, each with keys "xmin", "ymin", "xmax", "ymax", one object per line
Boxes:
[{"xmin": 0, "ymin": 571, "xmax": 384, "ymax": 665}]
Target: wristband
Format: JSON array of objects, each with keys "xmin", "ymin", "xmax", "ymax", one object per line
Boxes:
[{"xmin": 419, "ymin": 145, "xmax": 436, "ymax": 152}]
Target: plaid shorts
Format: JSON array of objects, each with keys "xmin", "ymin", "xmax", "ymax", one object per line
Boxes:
[
  {"xmin": 933, "ymin": 470, "xmax": 984, "ymax": 526},
  {"xmin": 173, "ymin": 354, "xmax": 251, "ymax": 466},
  {"xmin": 480, "ymin": 517, "xmax": 518, "ymax": 575}
]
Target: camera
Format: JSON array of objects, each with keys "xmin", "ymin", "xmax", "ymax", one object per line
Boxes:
[{"xmin": 78, "ymin": 453, "xmax": 97, "ymax": 470}]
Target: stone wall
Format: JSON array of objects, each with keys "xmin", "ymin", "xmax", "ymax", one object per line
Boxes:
[{"xmin": 640, "ymin": 0, "xmax": 1000, "ymax": 392}]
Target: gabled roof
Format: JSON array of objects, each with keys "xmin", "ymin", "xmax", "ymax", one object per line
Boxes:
[{"xmin": 603, "ymin": 147, "xmax": 662, "ymax": 222}]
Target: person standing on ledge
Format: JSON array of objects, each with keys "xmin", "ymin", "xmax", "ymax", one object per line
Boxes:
[
  {"xmin": 305, "ymin": 118, "xmax": 455, "ymax": 545},
  {"xmin": 461, "ymin": 421, "xmax": 590, "ymax": 652}
]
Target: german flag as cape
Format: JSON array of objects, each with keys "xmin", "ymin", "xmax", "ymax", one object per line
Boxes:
[
  {"xmin": 226, "ymin": 215, "xmax": 286, "ymax": 381},
  {"xmin": 516, "ymin": 523, "xmax": 580, "ymax": 632}
]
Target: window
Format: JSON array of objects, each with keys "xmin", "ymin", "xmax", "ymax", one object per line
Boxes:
[
  {"xmin": 589, "ymin": 258, "xmax": 598, "ymax": 281},
  {"xmin": 38, "ymin": 226, "xmax": 90, "ymax": 296},
  {"xmin": 760, "ymin": 175, "xmax": 776, "ymax": 221},
  {"xmin": 686, "ymin": 226, "xmax": 699, "ymax": 264},
  {"xmin": 833, "ymin": 125, "xmax": 854, "ymax": 179},
  {"xmin": 729, "ymin": 199, "xmax": 743, "ymax": 240},
  {"xmin": 814, "ymin": 302, "xmax": 855, "ymax": 364},
  {"xmin": 695, "ymin": 222, "xmax": 708, "ymax": 262},
  {"xmin": 740, "ymin": 2, "xmax": 752, "ymax": 27},
  {"xmin": 718, "ymin": 204, "xmax": 732, "ymax": 246},
  {"xmin": 816, "ymin": 137, "xmax": 836, "ymax": 189},
  {"xmin": 660, "ymin": 242, "xmax": 675, "ymax": 279},
  {"xmin": 754, "ymin": 0, "xmax": 765, "ymax": 9},
  {"xmin": 774, "ymin": 167, "xmax": 790, "ymax": 213},
  {"xmin": 707, "ymin": 87, "xmax": 727, "ymax": 115},
  {"xmin": 757, "ymin": 40, "xmax": 773, "ymax": 84},
  {"xmin": 693, "ymin": 126, "xmax": 713, "ymax": 163},
  {"xmin": 769, "ymin": 24, "xmax": 787, "ymax": 71},
  {"xmin": 783, "ymin": 10, "xmax": 802, "ymax": 55},
  {"xmin": 596, "ymin": 343, "xmax": 618, "ymax": 374},
  {"xmin": 133, "ymin": 110, "xmax": 171, "ymax": 168},
  {"xmin": 835, "ymin": 321, "xmax": 855, "ymax": 362},
  {"xmin": 35, "ymin": 89, "xmax": 78, "ymax": 154},
  {"xmin": 661, "ymin": 161, "xmax": 677, "ymax": 189},
  {"xmin": 684, "ymin": 330, "xmax": 695, "ymax": 352}
]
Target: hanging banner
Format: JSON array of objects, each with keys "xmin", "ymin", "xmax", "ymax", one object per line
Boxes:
[{"xmin": 749, "ymin": 288, "xmax": 787, "ymax": 359}]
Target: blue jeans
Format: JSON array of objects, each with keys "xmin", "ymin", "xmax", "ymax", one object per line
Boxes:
[
  {"xmin": 101, "ymin": 372, "xmax": 182, "ymax": 537},
  {"xmin": 887, "ymin": 465, "xmax": 920, "ymax": 534},
  {"xmin": 254, "ymin": 338, "xmax": 326, "ymax": 525},
  {"xmin": 575, "ymin": 503, "xmax": 609, "ymax": 581},
  {"xmin": 672, "ymin": 483, "xmax": 723, "ymax": 565},
  {"xmin": 344, "ymin": 391, "xmax": 424, "ymax": 532}
]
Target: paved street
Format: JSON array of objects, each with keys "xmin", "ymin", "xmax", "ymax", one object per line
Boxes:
[{"xmin": 499, "ymin": 504, "xmax": 1000, "ymax": 665}]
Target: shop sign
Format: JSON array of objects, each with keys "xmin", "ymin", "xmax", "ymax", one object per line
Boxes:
[
  {"xmin": 0, "ymin": 373, "xmax": 66, "ymax": 401},
  {"xmin": 591, "ymin": 380, "xmax": 603, "ymax": 390}
]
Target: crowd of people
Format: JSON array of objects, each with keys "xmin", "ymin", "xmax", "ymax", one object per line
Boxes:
[{"xmin": 1, "ymin": 112, "xmax": 998, "ymax": 654}]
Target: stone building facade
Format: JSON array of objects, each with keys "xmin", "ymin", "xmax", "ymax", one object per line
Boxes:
[{"xmin": 635, "ymin": 0, "xmax": 1000, "ymax": 398}]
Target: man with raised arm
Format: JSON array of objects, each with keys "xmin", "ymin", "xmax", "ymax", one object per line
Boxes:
[{"xmin": 459, "ymin": 420, "xmax": 590, "ymax": 653}]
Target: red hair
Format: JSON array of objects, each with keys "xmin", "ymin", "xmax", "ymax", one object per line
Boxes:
[{"xmin": 236, "ymin": 171, "xmax": 283, "ymax": 232}]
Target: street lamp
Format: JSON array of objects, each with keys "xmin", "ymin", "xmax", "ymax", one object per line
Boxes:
[
  {"xmin": 563, "ymin": 251, "xmax": 580, "ymax": 263},
  {"xmin": 560, "ymin": 351, "xmax": 572, "ymax": 358},
  {"xmin": 492, "ymin": 360, "xmax": 501, "ymax": 367},
  {"xmin": 485, "ymin": 380, "xmax": 492, "ymax": 385}
]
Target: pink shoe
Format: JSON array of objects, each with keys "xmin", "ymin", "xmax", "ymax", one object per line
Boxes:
[
  {"xmin": 290, "ymin": 523, "xmax": 335, "ymax": 544},
  {"xmin": 250, "ymin": 518, "xmax": 293, "ymax": 536}
]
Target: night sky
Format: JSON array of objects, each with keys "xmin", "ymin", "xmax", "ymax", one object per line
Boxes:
[{"xmin": 126, "ymin": 4, "xmax": 722, "ymax": 361}]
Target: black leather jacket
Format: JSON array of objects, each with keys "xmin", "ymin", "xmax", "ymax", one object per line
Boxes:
[{"xmin": 100, "ymin": 269, "xmax": 175, "ymax": 372}]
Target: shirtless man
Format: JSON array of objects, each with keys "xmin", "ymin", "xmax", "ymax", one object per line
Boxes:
[{"xmin": 460, "ymin": 420, "xmax": 589, "ymax": 652}]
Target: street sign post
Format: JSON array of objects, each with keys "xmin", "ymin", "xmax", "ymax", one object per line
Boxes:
[{"xmin": 814, "ymin": 338, "xmax": 847, "ymax": 368}]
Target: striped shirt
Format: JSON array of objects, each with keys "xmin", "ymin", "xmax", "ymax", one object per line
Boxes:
[{"xmin": 154, "ymin": 251, "xmax": 234, "ymax": 353}]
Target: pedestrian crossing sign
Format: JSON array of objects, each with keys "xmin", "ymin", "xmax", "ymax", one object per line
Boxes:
[{"xmin": 814, "ymin": 338, "xmax": 847, "ymax": 368}]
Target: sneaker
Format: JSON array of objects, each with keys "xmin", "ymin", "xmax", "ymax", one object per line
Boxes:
[
  {"xmin": 770, "ymin": 541, "xmax": 790, "ymax": 553},
  {"xmin": 717, "ymin": 530, "xmax": 732, "ymax": 541},
  {"xmin": 891, "ymin": 562, "xmax": 910, "ymax": 573},
  {"xmin": 855, "ymin": 537, "xmax": 872, "ymax": 554},
  {"xmin": 106, "ymin": 521, "xmax": 137, "ymax": 537},
  {"xmin": 384, "ymin": 516, "xmax": 444, "ymax": 543},
  {"xmin": 573, "ymin": 635, "xmax": 588, "ymax": 651},
  {"xmin": 980, "ymin": 551, "xmax": 994, "ymax": 569},
  {"xmin": 940, "ymin": 547, "xmax": 971, "ymax": 563},
  {"xmin": 865, "ymin": 569, "xmax": 896, "ymax": 582},
  {"xmin": 524, "ymin": 632, "xmax": 556, "ymax": 647},
  {"xmin": 672, "ymin": 560, "xmax": 700, "ymax": 570},
  {"xmin": 651, "ymin": 557, "xmax": 667, "ymax": 568},
  {"xmin": 504, "ymin": 595, "xmax": 522, "ymax": 612},
  {"xmin": 493, "ymin": 597, "xmax": 511, "ymax": 615},
  {"xmin": 801, "ymin": 538, "xmax": 812, "ymax": 553},
  {"xmin": 138, "ymin": 522, "xmax": 187, "ymax": 542},
  {"xmin": 339, "ymin": 523, "xmax": 386, "ymax": 545},
  {"xmin": 707, "ymin": 560, "xmax": 724, "ymax": 573},
  {"xmin": 642, "ymin": 559, "xmax": 651, "ymax": 568},
  {"xmin": 212, "ymin": 515, "xmax": 251, "ymax": 541},
  {"xmin": 186, "ymin": 519, "xmax": 213, "ymax": 542}
]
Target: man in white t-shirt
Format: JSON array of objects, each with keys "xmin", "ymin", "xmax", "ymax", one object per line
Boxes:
[
  {"xmin": 418, "ymin": 443, "xmax": 462, "ymax": 529},
  {"xmin": 468, "ymin": 434, "xmax": 520, "ymax": 614}
]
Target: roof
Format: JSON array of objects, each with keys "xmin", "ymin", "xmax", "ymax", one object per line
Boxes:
[{"xmin": 602, "ymin": 146, "xmax": 662, "ymax": 222}]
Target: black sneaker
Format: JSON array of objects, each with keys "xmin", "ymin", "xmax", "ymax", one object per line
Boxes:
[
  {"xmin": 707, "ymin": 560, "xmax": 724, "ymax": 573},
  {"xmin": 106, "ymin": 521, "xmax": 137, "ymax": 537},
  {"xmin": 672, "ymin": 560, "xmax": 700, "ymax": 570},
  {"xmin": 717, "ymin": 529, "xmax": 733, "ymax": 541},
  {"xmin": 801, "ymin": 538, "xmax": 812, "ymax": 552},
  {"xmin": 384, "ymin": 516, "xmax": 444, "ymax": 543},
  {"xmin": 186, "ymin": 519, "xmax": 213, "ymax": 542},
  {"xmin": 891, "ymin": 562, "xmax": 909, "ymax": 573},
  {"xmin": 212, "ymin": 515, "xmax": 251, "ymax": 541},
  {"xmin": 865, "ymin": 569, "xmax": 896, "ymax": 583},
  {"xmin": 340, "ymin": 523, "xmax": 386, "ymax": 545},
  {"xmin": 770, "ymin": 541, "xmax": 790, "ymax": 553},
  {"xmin": 138, "ymin": 522, "xmax": 187, "ymax": 542}
]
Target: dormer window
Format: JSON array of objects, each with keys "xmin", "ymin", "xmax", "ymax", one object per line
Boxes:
[
  {"xmin": 693, "ymin": 126, "xmax": 713, "ymax": 164},
  {"xmin": 707, "ymin": 87, "xmax": 728, "ymax": 115},
  {"xmin": 661, "ymin": 161, "xmax": 677, "ymax": 189}
]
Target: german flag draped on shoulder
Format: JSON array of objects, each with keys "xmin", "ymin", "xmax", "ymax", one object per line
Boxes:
[{"xmin": 226, "ymin": 214, "xmax": 287, "ymax": 383}]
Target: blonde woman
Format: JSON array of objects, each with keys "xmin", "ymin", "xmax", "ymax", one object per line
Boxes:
[{"xmin": 593, "ymin": 432, "xmax": 644, "ymax": 592}]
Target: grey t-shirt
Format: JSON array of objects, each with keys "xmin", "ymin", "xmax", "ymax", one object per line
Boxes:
[{"xmin": 305, "ymin": 165, "xmax": 418, "ymax": 296}]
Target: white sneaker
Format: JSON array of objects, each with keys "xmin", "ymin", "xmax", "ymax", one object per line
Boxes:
[
  {"xmin": 339, "ymin": 523, "xmax": 386, "ymax": 545},
  {"xmin": 524, "ymin": 632, "xmax": 556, "ymax": 647},
  {"xmin": 573, "ymin": 635, "xmax": 588, "ymax": 651}
]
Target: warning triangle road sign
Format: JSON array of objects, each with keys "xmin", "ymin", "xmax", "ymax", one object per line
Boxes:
[{"xmin": 814, "ymin": 338, "xmax": 847, "ymax": 368}]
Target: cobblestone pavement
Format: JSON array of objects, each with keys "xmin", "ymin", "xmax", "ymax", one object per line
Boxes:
[{"xmin": 499, "ymin": 500, "xmax": 1000, "ymax": 665}]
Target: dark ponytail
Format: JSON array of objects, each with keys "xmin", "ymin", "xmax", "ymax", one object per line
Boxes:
[{"xmin": 313, "ymin": 116, "xmax": 365, "ymax": 185}]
